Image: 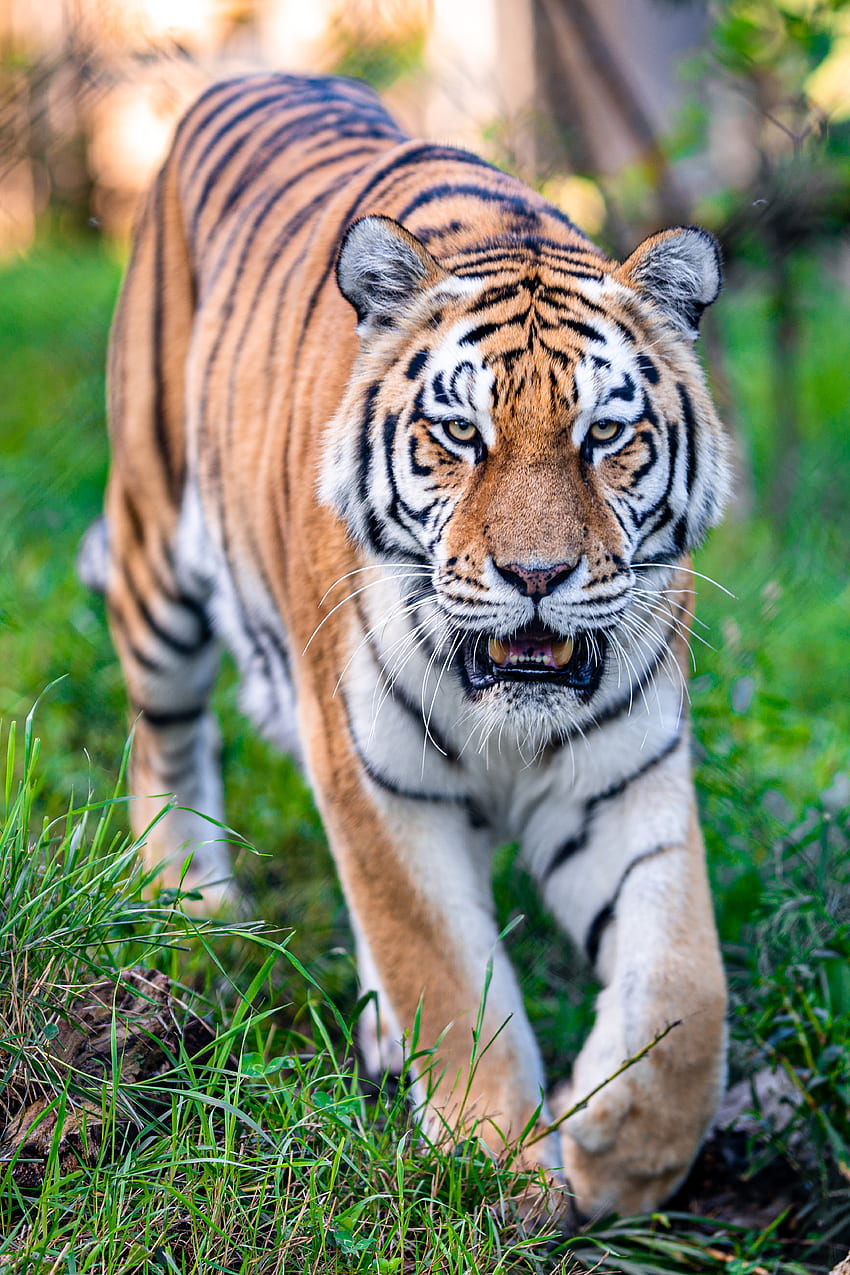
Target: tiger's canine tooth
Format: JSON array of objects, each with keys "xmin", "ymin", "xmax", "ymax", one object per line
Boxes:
[
  {"xmin": 552, "ymin": 637, "xmax": 575, "ymax": 668},
  {"xmin": 488, "ymin": 637, "xmax": 509, "ymax": 666}
]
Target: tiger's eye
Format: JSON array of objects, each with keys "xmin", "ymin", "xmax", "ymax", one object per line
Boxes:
[
  {"xmin": 589, "ymin": 419, "xmax": 623, "ymax": 444},
  {"xmin": 445, "ymin": 418, "xmax": 478, "ymax": 444}
]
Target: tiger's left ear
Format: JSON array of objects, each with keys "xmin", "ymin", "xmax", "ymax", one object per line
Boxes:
[
  {"xmin": 615, "ymin": 226, "xmax": 722, "ymax": 338},
  {"xmin": 337, "ymin": 215, "xmax": 447, "ymax": 336}
]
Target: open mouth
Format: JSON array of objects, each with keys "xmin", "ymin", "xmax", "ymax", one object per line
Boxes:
[{"xmin": 458, "ymin": 625, "xmax": 606, "ymax": 698}]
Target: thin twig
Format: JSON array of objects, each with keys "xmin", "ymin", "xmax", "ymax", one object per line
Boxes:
[{"xmin": 526, "ymin": 1019, "xmax": 682, "ymax": 1146}]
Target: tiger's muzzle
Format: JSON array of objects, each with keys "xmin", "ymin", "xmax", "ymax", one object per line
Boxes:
[{"xmin": 457, "ymin": 625, "xmax": 607, "ymax": 700}]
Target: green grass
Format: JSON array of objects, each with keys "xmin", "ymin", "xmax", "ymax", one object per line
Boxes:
[
  {"xmin": 1, "ymin": 238, "xmax": 849, "ymax": 1271},
  {"xmin": 0, "ymin": 716, "xmax": 567, "ymax": 1273},
  {"xmin": 1, "ymin": 709, "xmax": 840, "ymax": 1274}
]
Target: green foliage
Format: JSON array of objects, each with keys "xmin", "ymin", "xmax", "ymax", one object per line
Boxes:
[
  {"xmin": 715, "ymin": 259, "xmax": 850, "ymax": 526},
  {"xmin": 730, "ymin": 812, "xmax": 850, "ymax": 1177},
  {"xmin": 0, "ymin": 244, "xmax": 124, "ymax": 802},
  {"xmin": 330, "ymin": 24, "xmax": 425, "ymax": 93},
  {"xmin": 2, "ymin": 699, "xmax": 834, "ymax": 1274},
  {"xmin": 326, "ymin": 10, "xmax": 426, "ymax": 92},
  {"xmin": 711, "ymin": 0, "xmax": 850, "ymax": 87}
]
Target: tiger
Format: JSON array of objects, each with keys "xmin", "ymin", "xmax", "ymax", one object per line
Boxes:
[{"xmin": 80, "ymin": 71, "xmax": 731, "ymax": 1220}]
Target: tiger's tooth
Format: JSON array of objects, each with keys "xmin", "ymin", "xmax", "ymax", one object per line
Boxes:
[
  {"xmin": 552, "ymin": 637, "xmax": 575, "ymax": 668},
  {"xmin": 488, "ymin": 637, "xmax": 509, "ymax": 666}
]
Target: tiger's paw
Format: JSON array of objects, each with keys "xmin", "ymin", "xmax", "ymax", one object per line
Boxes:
[
  {"xmin": 550, "ymin": 1077, "xmax": 698, "ymax": 1219},
  {"xmin": 357, "ymin": 996, "xmax": 404, "ymax": 1078}
]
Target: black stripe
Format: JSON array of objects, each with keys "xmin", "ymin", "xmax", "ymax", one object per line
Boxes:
[
  {"xmin": 180, "ymin": 75, "xmax": 283, "ymax": 171},
  {"xmin": 355, "ymin": 384, "xmax": 380, "ymax": 547},
  {"xmin": 464, "ymin": 282, "xmax": 523, "ymax": 309},
  {"xmin": 563, "ymin": 318, "xmax": 604, "ymax": 343},
  {"xmin": 406, "ymin": 349, "xmax": 429, "ymax": 380},
  {"xmin": 449, "ymin": 360, "xmax": 475, "ymax": 398},
  {"xmin": 108, "ymin": 603, "xmax": 166, "ymax": 673},
  {"xmin": 193, "ymin": 100, "xmax": 392, "ymax": 236},
  {"xmin": 134, "ymin": 704, "xmax": 205, "ymax": 729},
  {"xmin": 459, "ymin": 321, "xmax": 502, "ymax": 347},
  {"xmin": 677, "ymin": 382, "xmax": 698, "ymax": 497},
  {"xmin": 349, "ymin": 587, "xmax": 461, "ymax": 764},
  {"xmin": 191, "ymin": 89, "xmax": 301, "ymax": 199},
  {"xmin": 609, "ymin": 372, "xmax": 635, "ymax": 403},
  {"xmin": 399, "ymin": 180, "xmax": 539, "ymax": 222},
  {"xmin": 409, "ymin": 434, "xmax": 432, "ymax": 477},
  {"xmin": 585, "ymin": 902, "xmax": 614, "ymax": 967},
  {"xmin": 637, "ymin": 353, "xmax": 659, "ymax": 385},
  {"xmin": 201, "ymin": 152, "xmax": 382, "ymax": 492},
  {"xmin": 187, "ymin": 74, "xmax": 393, "ymax": 194},
  {"xmin": 344, "ymin": 700, "xmax": 466, "ymax": 808},
  {"xmin": 122, "ymin": 563, "xmax": 213, "ymax": 658},
  {"xmin": 287, "ymin": 142, "xmax": 495, "ymax": 380},
  {"xmin": 122, "ymin": 488, "xmax": 146, "ymax": 545},
  {"xmin": 671, "ymin": 515, "xmax": 689, "ymax": 554},
  {"xmin": 634, "ymin": 408, "xmax": 680, "ymax": 538},
  {"xmin": 359, "ymin": 612, "xmax": 460, "ymax": 765},
  {"xmin": 584, "ymin": 844, "xmax": 674, "ymax": 965},
  {"xmin": 545, "ymin": 733, "xmax": 681, "ymax": 880},
  {"xmin": 431, "ymin": 371, "xmax": 450, "ymax": 405},
  {"xmin": 382, "ymin": 410, "xmax": 431, "ymax": 533},
  {"xmin": 630, "ymin": 424, "xmax": 660, "ymax": 487},
  {"xmin": 561, "ymin": 622, "xmax": 675, "ymax": 744}
]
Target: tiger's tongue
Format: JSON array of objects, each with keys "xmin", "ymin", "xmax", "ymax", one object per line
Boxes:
[{"xmin": 488, "ymin": 633, "xmax": 575, "ymax": 669}]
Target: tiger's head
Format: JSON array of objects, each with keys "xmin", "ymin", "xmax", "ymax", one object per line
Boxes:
[{"xmin": 321, "ymin": 214, "xmax": 729, "ymax": 742}]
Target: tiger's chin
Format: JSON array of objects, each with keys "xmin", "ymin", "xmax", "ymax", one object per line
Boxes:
[{"xmin": 454, "ymin": 626, "xmax": 608, "ymax": 754}]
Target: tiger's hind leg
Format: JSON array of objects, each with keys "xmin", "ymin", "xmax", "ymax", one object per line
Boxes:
[
  {"xmin": 102, "ymin": 479, "xmax": 235, "ymax": 911},
  {"xmin": 95, "ymin": 148, "xmax": 237, "ymax": 911}
]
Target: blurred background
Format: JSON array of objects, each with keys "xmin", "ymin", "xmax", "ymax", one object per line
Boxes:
[{"xmin": 1, "ymin": 0, "xmax": 849, "ymax": 1117}]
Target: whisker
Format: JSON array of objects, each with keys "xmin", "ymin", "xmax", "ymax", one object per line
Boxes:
[
  {"xmin": 628, "ymin": 595, "xmax": 711, "ymax": 658},
  {"xmin": 619, "ymin": 610, "xmax": 692, "ymax": 727},
  {"xmin": 371, "ymin": 610, "xmax": 448, "ymax": 732},
  {"xmin": 332, "ymin": 587, "xmax": 435, "ymax": 697},
  {"xmin": 420, "ymin": 630, "xmax": 464, "ymax": 772},
  {"xmin": 608, "ymin": 629, "xmax": 652, "ymax": 721},
  {"xmin": 631, "ymin": 585, "xmax": 710, "ymax": 631},
  {"xmin": 319, "ymin": 562, "xmax": 431, "ymax": 607},
  {"xmin": 618, "ymin": 613, "xmax": 682, "ymax": 730},
  {"xmin": 418, "ymin": 618, "xmax": 458, "ymax": 759},
  {"xmin": 627, "ymin": 589, "xmax": 700, "ymax": 641},
  {"xmin": 306, "ymin": 573, "xmax": 435, "ymax": 652},
  {"xmin": 632, "ymin": 561, "xmax": 736, "ymax": 599}
]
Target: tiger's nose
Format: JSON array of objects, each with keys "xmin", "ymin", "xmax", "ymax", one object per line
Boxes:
[{"xmin": 494, "ymin": 560, "xmax": 577, "ymax": 598}]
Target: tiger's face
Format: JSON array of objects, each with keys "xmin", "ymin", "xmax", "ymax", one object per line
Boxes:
[{"xmin": 323, "ymin": 216, "xmax": 729, "ymax": 738}]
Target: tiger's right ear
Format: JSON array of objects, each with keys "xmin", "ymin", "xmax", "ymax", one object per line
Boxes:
[
  {"xmin": 336, "ymin": 216, "xmax": 446, "ymax": 335},
  {"xmin": 615, "ymin": 226, "xmax": 722, "ymax": 339}
]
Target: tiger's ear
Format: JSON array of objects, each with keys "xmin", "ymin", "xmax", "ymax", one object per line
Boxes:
[
  {"xmin": 615, "ymin": 226, "xmax": 722, "ymax": 338},
  {"xmin": 337, "ymin": 215, "xmax": 446, "ymax": 334}
]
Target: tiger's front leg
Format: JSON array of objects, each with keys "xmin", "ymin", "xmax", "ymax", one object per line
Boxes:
[
  {"xmin": 529, "ymin": 747, "xmax": 727, "ymax": 1219},
  {"xmin": 301, "ymin": 690, "xmax": 563, "ymax": 1179}
]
